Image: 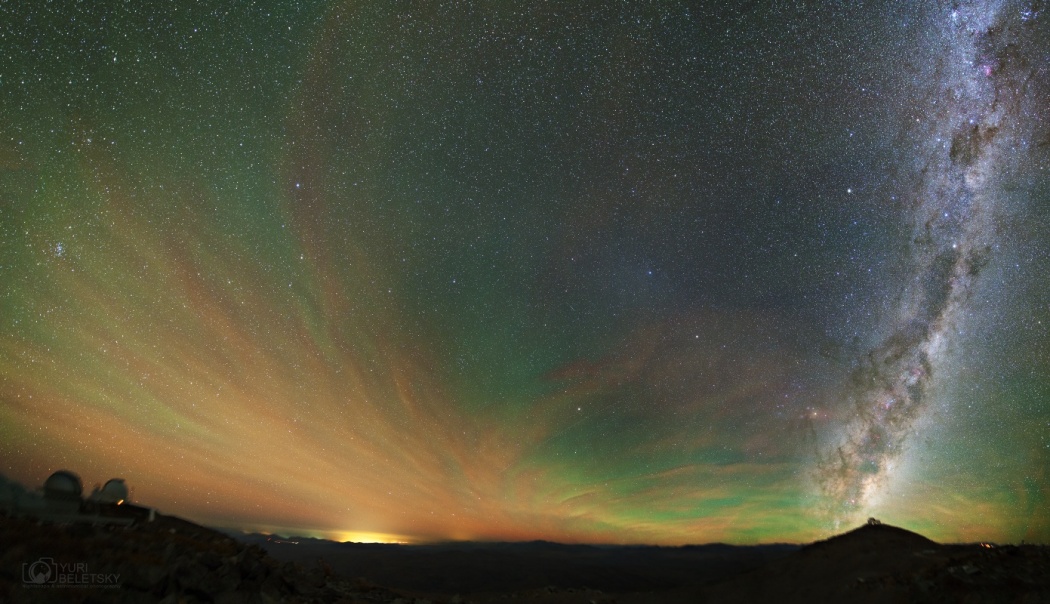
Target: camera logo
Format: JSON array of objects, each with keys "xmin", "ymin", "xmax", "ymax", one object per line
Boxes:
[{"xmin": 23, "ymin": 558, "xmax": 55, "ymax": 584}]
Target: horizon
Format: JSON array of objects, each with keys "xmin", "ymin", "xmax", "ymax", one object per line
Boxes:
[
  {"xmin": 232, "ymin": 520, "xmax": 925, "ymax": 547},
  {"xmin": 1, "ymin": 469, "xmax": 1039, "ymax": 547},
  {"xmin": 1, "ymin": 1, "xmax": 1047, "ymax": 547},
  {"xmin": 168, "ymin": 512, "xmax": 1040, "ymax": 547},
  {"xmin": 0, "ymin": 466, "xmax": 1031, "ymax": 548}
]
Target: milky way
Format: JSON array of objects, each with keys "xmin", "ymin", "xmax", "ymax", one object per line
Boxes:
[
  {"xmin": 819, "ymin": 1, "xmax": 1049, "ymax": 528},
  {"xmin": 1, "ymin": 1, "xmax": 1047, "ymax": 545}
]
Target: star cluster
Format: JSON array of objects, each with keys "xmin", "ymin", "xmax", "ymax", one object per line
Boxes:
[{"xmin": 1, "ymin": 1, "xmax": 1047, "ymax": 544}]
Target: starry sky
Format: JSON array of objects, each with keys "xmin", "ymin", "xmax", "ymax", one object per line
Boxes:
[{"xmin": 1, "ymin": 1, "xmax": 1048, "ymax": 545}]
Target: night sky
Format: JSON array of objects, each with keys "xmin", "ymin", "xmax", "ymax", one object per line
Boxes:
[{"xmin": 2, "ymin": 1, "xmax": 1048, "ymax": 545}]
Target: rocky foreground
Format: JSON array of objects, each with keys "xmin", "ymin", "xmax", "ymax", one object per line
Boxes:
[
  {"xmin": 0, "ymin": 510, "xmax": 431, "ymax": 603},
  {"xmin": 1, "ymin": 510, "xmax": 1048, "ymax": 603}
]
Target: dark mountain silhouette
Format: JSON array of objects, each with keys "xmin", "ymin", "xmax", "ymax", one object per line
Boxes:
[
  {"xmin": 800, "ymin": 521, "xmax": 938, "ymax": 556},
  {"xmin": 698, "ymin": 522, "xmax": 1048, "ymax": 604}
]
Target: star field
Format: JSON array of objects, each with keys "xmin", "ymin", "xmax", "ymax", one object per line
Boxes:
[{"xmin": 1, "ymin": 1, "xmax": 1048, "ymax": 544}]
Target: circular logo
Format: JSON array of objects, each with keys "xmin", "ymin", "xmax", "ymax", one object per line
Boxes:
[{"xmin": 27, "ymin": 560, "xmax": 52, "ymax": 584}]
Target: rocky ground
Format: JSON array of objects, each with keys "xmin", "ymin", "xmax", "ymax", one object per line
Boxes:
[
  {"xmin": 1, "ymin": 510, "xmax": 1047, "ymax": 603},
  {"xmin": 0, "ymin": 510, "xmax": 434, "ymax": 603}
]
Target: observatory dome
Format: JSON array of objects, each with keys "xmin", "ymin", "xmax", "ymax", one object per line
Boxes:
[
  {"xmin": 43, "ymin": 470, "xmax": 83, "ymax": 500},
  {"xmin": 97, "ymin": 478, "xmax": 129, "ymax": 504}
]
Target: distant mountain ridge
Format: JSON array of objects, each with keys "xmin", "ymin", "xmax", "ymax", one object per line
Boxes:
[{"xmin": 701, "ymin": 521, "xmax": 1048, "ymax": 603}]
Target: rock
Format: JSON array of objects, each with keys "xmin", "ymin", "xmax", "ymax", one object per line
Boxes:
[
  {"xmin": 214, "ymin": 591, "xmax": 250, "ymax": 604},
  {"xmin": 199, "ymin": 550, "xmax": 223, "ymax": 571}
]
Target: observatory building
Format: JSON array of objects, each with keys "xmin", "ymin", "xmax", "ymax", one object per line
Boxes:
[
  {"xmin": 0, "ymin": 470, "xmax": 151, "ymax": 525},
  {"xmin": 43, "ymin": 469, "xmax": 83, "ymax": 499},
  {"xmin": 90, "ymin": 478, "xmax": 130, "ymax": 505},
  {"xmin": 42, "ymin": 469, "xmax": 84, "ymax": 514}
]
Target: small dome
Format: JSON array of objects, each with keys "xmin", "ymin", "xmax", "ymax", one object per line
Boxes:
[
  {"xmin": 43, "ymin": 470, "xmax": 83, "ymax": 500},
  {"xmin": 97, "ymin": 478, "xmax": 129, "ymax": 503}
]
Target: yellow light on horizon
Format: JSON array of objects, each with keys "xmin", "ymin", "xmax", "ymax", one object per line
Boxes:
[{"xmin": 334, "ymin": 531, "xmax": 409, "ymax": 544}]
